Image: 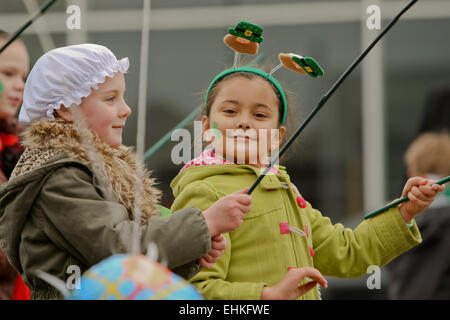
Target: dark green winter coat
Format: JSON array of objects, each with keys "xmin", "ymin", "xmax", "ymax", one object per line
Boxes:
[{"xmin": 0, "ymin": 119, "xmax": 211, "ymax": 299}]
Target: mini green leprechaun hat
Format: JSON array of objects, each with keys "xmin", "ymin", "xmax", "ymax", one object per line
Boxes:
[
  {"xmin": 291, "ymin": 55, "xmax": 324, "ymax": 78},
  {"xmin": 228, "ymin": 21, "xmax": 264, "ymax": 44}
]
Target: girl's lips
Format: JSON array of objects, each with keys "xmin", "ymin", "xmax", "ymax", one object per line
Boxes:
[
  {"xmin": 227, "ymin": 132, "xmax": 257, "ymax": 141},
  {"xmin": 8, "ymin": 98, "xmax": 21, "ymax": 106},
  {"xmin": 231, "ymin": 135, "xmax": 256, "ymax": 142}
]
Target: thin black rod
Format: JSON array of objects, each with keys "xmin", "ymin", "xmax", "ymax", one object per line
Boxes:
[
  {"xmin": 363, "ymin": 176, "xmax": 450, "ymax": 219},
  {"xmin": 248, "ymin": 0, "xmax": 418, "ymax": 195},
  {"xmin": 0, "ymin": 0, "xmax": 58, "ymax": 54}
]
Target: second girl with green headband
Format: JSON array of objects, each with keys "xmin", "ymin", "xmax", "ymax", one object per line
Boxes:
[{"xmin": 169, "ymin": 65, "xmax": 444, "ymax": 300}]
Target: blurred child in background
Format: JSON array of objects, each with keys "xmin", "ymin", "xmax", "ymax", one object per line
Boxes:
[
  {"xmin": 0, "ymin": 30, "xmax": 30, "ymax": 300},
  {"xmin": 387, "ymin": 131, "xmax": 450, "ymax": 299}
]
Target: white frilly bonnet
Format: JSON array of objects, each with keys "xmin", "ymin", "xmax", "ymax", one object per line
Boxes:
[{"xmin": 19, "ymin": 43, "xmax": 129, "ymax": 124}]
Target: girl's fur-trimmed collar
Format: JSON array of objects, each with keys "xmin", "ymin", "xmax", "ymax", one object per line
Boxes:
[{"xmin": 12, "ymin": 118, "xmax": 161, "ymax": 223}]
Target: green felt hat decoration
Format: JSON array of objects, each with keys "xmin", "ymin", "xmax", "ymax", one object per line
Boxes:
[
  {"xmin": 207, "ymin": 21, "xmax": 325, "ymax": 126},
  {"xmin": 228, "ymin": 21, "xmax": 264, "ymax": 44}
]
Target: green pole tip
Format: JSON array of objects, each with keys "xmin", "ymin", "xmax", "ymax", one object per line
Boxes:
[{"xmin": 364, "ymin": 175, "xmax": 450, "ymax": 220}]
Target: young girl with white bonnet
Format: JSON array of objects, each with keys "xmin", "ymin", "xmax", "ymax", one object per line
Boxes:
[{"xmin": 0, "ymin": 43, "xmax": 251, "ymax": 299}]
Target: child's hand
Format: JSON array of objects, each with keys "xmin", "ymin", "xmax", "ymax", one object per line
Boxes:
[
  {"xmin": 202, "ymin": 187, "xmax": 252, "ymax": 237},
  {"xmin": 199, "ymin": 235, "xmax": 227, "ymax": 269},
  {"xmin": 261, "ymin": 267, "xmax": 327, "ymax": 300},
  {"xmin": 398, "ymin": 176, "xmax": 445, "ymax": 223}
]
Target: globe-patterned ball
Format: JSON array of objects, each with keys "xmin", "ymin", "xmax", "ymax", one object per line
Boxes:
[{"xmin": 69, "ymin": 254, "xmax": 203, "ymax": 300}]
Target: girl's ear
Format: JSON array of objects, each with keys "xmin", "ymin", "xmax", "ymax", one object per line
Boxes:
[
  {"xmin": 201, "ymin": 115, "xmax": 211, "ymax": 142},
  {"xmin": 278, "ymin": 126, "xmax": 286, "ymax": 144},
  {"xmin": 201, "ymin": 115, "xmax": 210, "ymax": 132},
  {"xmin": 55, "ymin": 105, "xmax": 73, "ymax": 122}
]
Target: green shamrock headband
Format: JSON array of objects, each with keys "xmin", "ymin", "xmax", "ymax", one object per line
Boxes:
[
  {"xmin": 205, "ymin": 21, "xmax": 324, "ymax": 127},
  {"xmin": 205, "ymin": 67, "xmax": 288, "ymax": 126}
]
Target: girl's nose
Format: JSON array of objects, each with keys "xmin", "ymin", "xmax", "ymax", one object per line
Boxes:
[
  {"xmin": 237, "ymin": 117, "xmax": 251, "ymax": 130},
  {"xmin": 14, "ymin": 76, "xmax": 25, "ymax": 92}
]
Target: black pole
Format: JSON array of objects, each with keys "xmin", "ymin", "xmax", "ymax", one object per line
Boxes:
[
  {"xmin": 0, "ymin": 0, "xmax": 58, "ymax": 54},
  {"xmin": 248, "ymin": 0, "xmax": 418, "ymax": 195}
]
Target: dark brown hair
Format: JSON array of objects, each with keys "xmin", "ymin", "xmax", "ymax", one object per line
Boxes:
[
  {"xmin": 0, "ymin": 30, "xmax": 25, "ymax": 46},
  {"xmin": 0, "ymin": 30, "xmax": 10, "ymax": 40}
]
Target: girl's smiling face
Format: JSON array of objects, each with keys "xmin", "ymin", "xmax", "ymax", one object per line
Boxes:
[
  {"xmin": 202, "ymin": 75, "xmax": 286, "ymax": 167},
  {"xmin": 79, "ymin": 72, "xmax": 131, "ymax": 147},
  {"xmin": 57, "ymin": 72, "xmax": 131, "ymax": 147},
  {"xmin": 0, "ymin": 40, "xmax": 30, "ymax": 118}
]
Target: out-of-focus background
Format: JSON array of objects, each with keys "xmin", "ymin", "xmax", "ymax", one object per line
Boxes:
[{"xmin": 1, "ymin": 0, "xmax": 449, "ymax": 299}]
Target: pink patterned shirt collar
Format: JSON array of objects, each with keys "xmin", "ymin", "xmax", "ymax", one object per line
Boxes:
[{"xmin": 179, "ymin": 148, "xmax": 279, "ymax": 175}]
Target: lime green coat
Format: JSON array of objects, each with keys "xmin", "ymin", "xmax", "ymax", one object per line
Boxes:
[{"xmin": 170, "ymin": 164, "xmax": 422, "ymax": 300}]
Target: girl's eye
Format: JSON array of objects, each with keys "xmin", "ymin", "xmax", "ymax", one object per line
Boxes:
[
  {"xmin": 106, "ymin": 96, "xmax": 116, "ymax": 102},
  {"xmin": 223, "ymin": 109, "xmax": 236, "ymax": 114},
  {"xmin": 255, "ymin": 113, "xmax": 267, "ymax": 118},
  {"xmin": 1, "ymin": 71, "xmax": 14, "ymax": 77}
]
